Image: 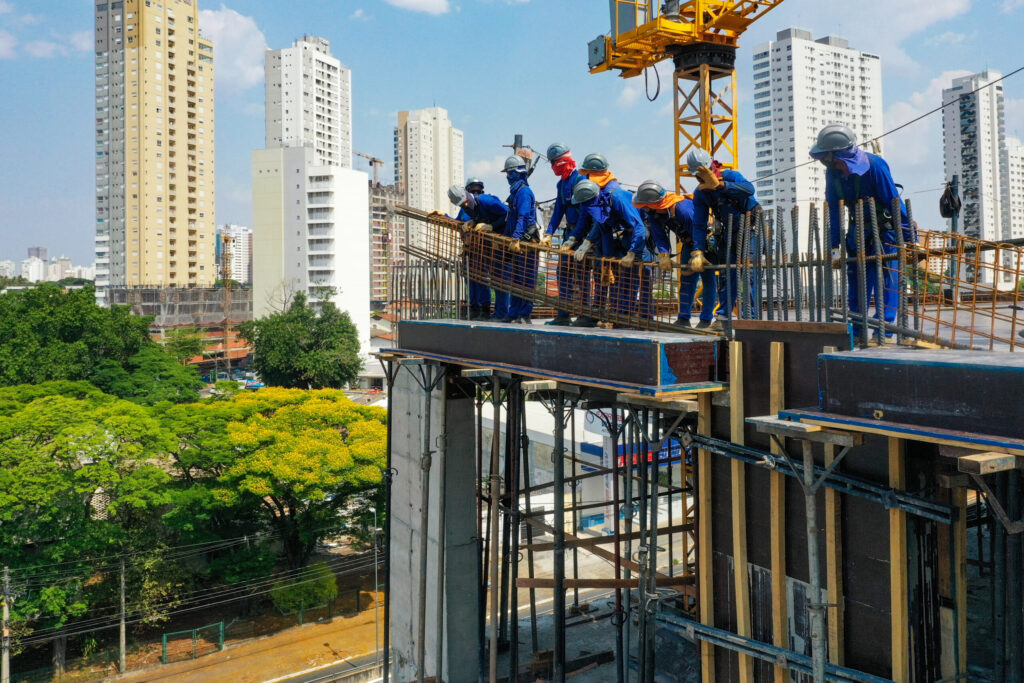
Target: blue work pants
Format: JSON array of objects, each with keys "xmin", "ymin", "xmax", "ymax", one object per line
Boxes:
[
  {"xmin": 678, "ymin": 243, "xmax": 716, "ymax": 322},
  {"xmin": 508, "ymin": 248, "xmax": 537, "ymax": 318},
  {"xmin": 846, "ymin": 238, "xmax": 898, "ymax": 337}
]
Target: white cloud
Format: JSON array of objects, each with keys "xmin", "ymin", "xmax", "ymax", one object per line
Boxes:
[
  {"xmin": 0, "ymin": 29, "xmax": 14, "ymax": 59},
  {"xmin": 242, "ymin": 101, "xmax": 264, "ymax": 118},
  {"xmin": 350, "ymin": 8, "xmax": 369, "ymax": 20},
  {"xmin": 925, "ymin": 31, "xmax": 970, "ymax": 46},
  {"xmin": 198, "ymin": 5, "xmax": 268, "ymax": 92},
  {"xmin": 383, "ymin": 0, "xmax": 450, "ymax": 14},
  {"xmin": 68, "ymin": 30, "xmax": 92, "ymax": 52},
  {"xmin": 1003, "ymin": 0, "xmax": 1024, "ymax": 10},
  {"xmin": 0, "ymin": 1, "xmax": 12, "ymax": 14},
  {"xmin": 16, "ymin": 12, "xmax": 42, "ymax": 25},
  {"xmin": 617, "ymin": 84, "xmax": 640, "ymax": 108},
  {"xmin": 24, "ymin": 39, "xmax": 61, "ymax": 58}
]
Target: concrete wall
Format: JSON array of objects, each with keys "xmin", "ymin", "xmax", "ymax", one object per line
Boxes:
[{"xmin": 389, "ymin": 366, "xmax": 479, "ymax": 682}]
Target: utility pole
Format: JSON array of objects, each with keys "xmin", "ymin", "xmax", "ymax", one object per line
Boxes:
[
  {"xmin": 119, "ymin": 557, "xmax": 126, "ymax": 674},
  {"xmin": 3, "ymin": 566, "xmax": 10, "ymax": 683}
]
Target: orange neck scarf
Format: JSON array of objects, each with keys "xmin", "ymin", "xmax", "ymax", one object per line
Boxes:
[
  {"xmin": 583, "ymin": 170, "xmax": 617, "ymax": 188},
  {"xmin": 635, "ymin": 191, "xmax": 687, "ymax": 212}
]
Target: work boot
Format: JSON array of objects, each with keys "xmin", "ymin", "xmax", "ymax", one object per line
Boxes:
[
  {"xmin": 468, "ymin": 306, "xmax": 481, "ymax": 321},
  {"xmin": 708, "ymin": 319, "xmax": 724, "ymax": 333},
  {"xmin": 695, "ymin": 319, "xmax": 714, "ymax": 330},
  {"xmin": 545, "ymin": 313, "xmax": 573, "ymax": 326},
  {"xmin": 673, "ymin": 317, "xmax": 692, "ymax": 329},
  {"xmin": 516, "ymin": 316, "xmax": 533, "ymax": 325},
  {"xmin": 571, "ymin": 317, "xmax": 598, "ymax": 328}
]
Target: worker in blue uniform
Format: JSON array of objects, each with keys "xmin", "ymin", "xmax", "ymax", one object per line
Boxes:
[
  {"xmin": 686, "ymin": 148, "xmax": 760, "ymax": 331},
  {"xmin": 810, "ymin": 124, "xmax": 915, "ymax": 339},
  {"xmin": 448, "ymin": 183, "xmax": 507, "ymax": 321},
  {"xmin": 571, "ymin": 179, "xmax": 653, "ymax": 322},
  {"xmin": 542, "ymin": 143, "xmax": 586, "ymax": 325},
  {"xmin": 633, "ymin": 180, "xmax": 717, "ymax": 330},
  {"xmin": 502, "ymin": 155, "xmax": 540, "ymax": 323}
]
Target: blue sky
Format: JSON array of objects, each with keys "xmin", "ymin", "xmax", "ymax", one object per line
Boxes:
[{"xmin": 1, "ymin": 0, "xmax": 1023, "ymax": 266}]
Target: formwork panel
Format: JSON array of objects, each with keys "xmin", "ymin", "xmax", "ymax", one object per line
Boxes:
[
  {"xmin": 818, "ymin": 349, "xmax": 1024, "ymax": 439},
  {"xmin": 396, "ymin": 319, "xmax": 721, "ymax": 389}
]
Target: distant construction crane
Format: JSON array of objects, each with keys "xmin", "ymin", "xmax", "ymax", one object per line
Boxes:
[
  {"xmin": 588, "ymin": 0, "xmax": 785, "ymax": 191},
  {"xmin": 356, "ymin": 151, "xmax": 385, "ymax": 185}
]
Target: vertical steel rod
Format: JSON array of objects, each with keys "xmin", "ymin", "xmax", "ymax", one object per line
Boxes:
[{"xmin": 803, "ymin": 441, "xmax": 827, "ymax": 683}]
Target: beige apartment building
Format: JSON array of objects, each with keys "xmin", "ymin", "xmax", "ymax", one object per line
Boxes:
[{"xmin": 94, "ymin": 0, "xmax": 216, "ymax": 303}]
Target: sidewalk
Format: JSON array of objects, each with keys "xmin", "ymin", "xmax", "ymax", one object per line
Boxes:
[{"xmin": 116, "ymin": 608, "xmax": 382, "ymax": 682}]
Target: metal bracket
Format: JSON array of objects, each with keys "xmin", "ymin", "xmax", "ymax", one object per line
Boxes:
[{"xmin": 970, "ymin": 473, "xmax": 1024, "ymax": 534}]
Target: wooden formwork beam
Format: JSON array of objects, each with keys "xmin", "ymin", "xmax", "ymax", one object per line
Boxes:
[
  {"xmin": 697, "ymin": 391, "xmax": 715, "ymax": 683},
  {"xmin": 730, "ymin": 341, "xmax": 754, "ymax": 683},
  {"xmin": 769, "ymin": 341, "xmax": 788, "ymax": 683},
  {"xmin": 889, "ymin": 437, "xmax": 909, "ymax": 682},
  {"xmin": 825, "ymin": 443, "xmax": 845, "ymax": 666}
]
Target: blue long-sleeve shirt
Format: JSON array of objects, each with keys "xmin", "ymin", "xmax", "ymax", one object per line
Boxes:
[
  {"xmin": 546, "ymin": 170, "xmax": 583, "ymax": 236},
  {"xmin": 584, "ymin": 188, "xmax": 648, "ymax": 256},
  {"xmin": 692, "ymin": 169, "xmax": 758, "ymax": 251},
  {"xmin": 642, "ymin": 200, "xmax": 696, "ymax": 254},
  {"xmin": 506, "ymin": 181, "xmax": 538, "ymax": 240},
  {"xmin": 824, "ymin": 153, "xmax": 912, "ymax": 249},
  {"xmin": 455, "ymin": 192, "xmax": 508, "ymax": 232}
]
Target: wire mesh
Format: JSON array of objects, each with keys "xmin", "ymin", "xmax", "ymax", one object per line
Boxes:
[{"xmin": 390, "ymin": 203, "xmax": 1024, "ymax": 351}]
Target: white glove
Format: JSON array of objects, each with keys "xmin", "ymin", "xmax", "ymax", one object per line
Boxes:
[
  {"xmin": 619, "ymin": 251, "xmax": 636, "ymax": 267},
  {"xmin": 540, "ymin": 234, "xmax": 553, "ymax": 247},
  {"xmin": 562, "ymin": 237, "xmax": 576, "ymax": 252},
  {"xmin": 574, "ymin": 239, "xmax": 593, "ymax": 262}
]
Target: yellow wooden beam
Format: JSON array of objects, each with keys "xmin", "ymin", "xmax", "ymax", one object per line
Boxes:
[
  {"xmin": 769, "ymin": 341, "xmax": 787, "ymax": 683},
  {"xmin": 730, "ymin": 341, "xmax": 753, "ymax": 682},
  {"xmin": 825, "ymin": 443, "xmax": 845, "ymax": 666},
  {"xmin": 889, "ymin": 437, "xmax": 909, "ymax": 682},
  {"xmin": 698, "ymin": 391, "xmax": 715, "ymax": 683}
]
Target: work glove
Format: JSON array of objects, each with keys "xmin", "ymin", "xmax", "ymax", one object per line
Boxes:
[
  {"xmin": 540, "ymin": 234, "xmax": 553, "ymax": 247},
  {"xmin": 461, "ymin": 221, "xmax": 476, "ymax": 233},
  {"xmin": 427, "ymin": 210, "xmax": 444, "ymax": 218},
  {"xmin": 620, "ymin": 251, "xmax": 636, "ymax": 268},
  {"xmin": 657, "ymin": 252, "xmax": 673, "ymax": 271},
  {"xmin": 831, "ymin": 248, "xmax": 842, "ymax": 269},
  {"xmin": 574, "ymin": 239, "xmax": 593, "ymax": 262},
  {"xmin": 695, "ymin": 166, "xmax": 722, "ymax": 192},
  {"xmin": 508, "ymin": 240, "xmax": 523, "ymax": 254},
  {"xmin": 475, "ymin": 223, "xmax": 493, "ymax": 233},
  {"xmin": 561, "ymin": 237, "xmax": 576, "ymax": 252},
  {"xmin": 688, "ymin": 249, "xmax": 712, "ymax": 273}
]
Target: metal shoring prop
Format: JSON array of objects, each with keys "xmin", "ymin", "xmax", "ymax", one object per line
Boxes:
[{"xmin": 488, "ymin": 375, "xmax": 503, "ymax": 683}]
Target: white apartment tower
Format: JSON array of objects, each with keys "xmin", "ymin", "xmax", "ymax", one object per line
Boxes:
[
  {"xmin": 265, "ymin": 36, "xmax": 352, "ymax": 168},
  {"xmin": 1003, "ymin": 138, "xmax": 1024, "ymax": 243},
  {"xmin": 751, "ymin": 29, "xmax": 883, "ymax": 248},
  {"xmin": 94, "ymin": 0, "xmax": 217, "ymax": 305},
  {"xmin": 253, "ymin": 37, "xmax": 369, "ymax": 354},
  {"xmin": 217, "ymin": 224, "xmax": 253, "ymax": 284},
  {"xmin": 394, "ymin": 107, "xmax": 465, "ymax": 247}
]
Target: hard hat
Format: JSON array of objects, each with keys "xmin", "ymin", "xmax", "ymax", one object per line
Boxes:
[
  {"xmin": 546, "ymin": 143, "xmax": 571, "ymax": 162},
  {"xmin": 580, "ymin": 153, "xmax": 609, "ymax": 173},
  {"xmin": 685, "ymin": 148, "xmax": 713, "ymax": 174},
  {"xmin": 465, "ymin": 177, "xmax": 484, "ymax": 193},
  {"xmin": 634, "ymin": 180, "xmax": 667, "ymax": 206},
  {"xmin": 810, "ymin": 124, "xmax": 857, "ymax": 157},
  {"xmin": 501, "ymin": 155, "xmax": 527, "ymax": 174},
  {"xmin": 571, "ymin": 179, "xmax": 601, "ymax": 205},
  {"xmin": 448, "ymin": 184, "xmax": 468, "ymax": 206}
]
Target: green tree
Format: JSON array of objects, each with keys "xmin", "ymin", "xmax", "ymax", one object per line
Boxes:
[
  {"xmin": 91, "ymin": 346, "xmax": 204, "ymax": 405},
  {"xmin": 270, "ymin": 561, "xmax": 337, "ymax": 613},
  {"xmin": 237, "ymin": 292, "xmax": 362, "ymax": 389},
  {"xmin": 0, "ymin": 284, "xmax": 153, "ymax": 385},
  {"xmin": 162, "ymin": 326, "xmax": 207, "ymax": 365}
]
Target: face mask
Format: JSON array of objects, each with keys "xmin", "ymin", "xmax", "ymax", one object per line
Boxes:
[
  {"xmin": 464, "ymin": 193, "xmax": 477, "ymax": 212},
  {"xmin": 585, "ymin": 200, "xmax": 611, "ymax": 225}
]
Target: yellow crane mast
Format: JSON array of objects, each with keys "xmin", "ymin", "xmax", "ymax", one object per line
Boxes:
[{"xmin": 588, "ymin": 0, "xmax": 785, "ymax": 191}]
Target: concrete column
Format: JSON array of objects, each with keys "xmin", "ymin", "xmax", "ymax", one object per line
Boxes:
[{"xmin": 390, "ymin": 369, "xmax": 479, "ymax": 682}]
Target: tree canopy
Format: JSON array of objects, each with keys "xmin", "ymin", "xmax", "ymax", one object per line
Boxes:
[{"xmin": 237, "ymin": 292, "xmax": 362, "ymax": 390}]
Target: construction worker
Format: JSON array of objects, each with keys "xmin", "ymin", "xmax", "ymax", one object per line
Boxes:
[
  {"xmin": 501, "ymin": 155, "xmax": 540, "ymax": 323},
  {"xmin": 810, "ymin": 123, "xmax": 914, "ymax": 339},
  {"xmin": 577, "ymin": 153, "xmax": 621, "ymax": 193},
  {"xmin": 542, "ymin": 143, "xmax": 586, "ymax": 326},
  {"xmin": 448, "ymin": 184, "xmax": 506, "ymax": 321},
  {"xmin": 687, "ymin": 148, "xmax": 759, "ymax": 331},
  {"xmin": 465, "ymin": 177, "xmax": 485, "ymax": 195},
  {"xmin": 571, "ymin": 178, "xmax": 653, "ymax": 323},
  {"xmin": 633, "ymin": 180, "xmax": 717, "ymax": 330}
]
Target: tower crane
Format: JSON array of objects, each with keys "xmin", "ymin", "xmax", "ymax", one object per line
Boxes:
[
  {"xmin": 588, "ymin": 0, "xmax": 785, "ymax": 191},
  {"xmin": 355, "ymin": 151, "xmax": 385, "ymax": 185}
]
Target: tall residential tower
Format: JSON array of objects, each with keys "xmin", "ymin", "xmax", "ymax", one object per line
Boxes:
[
  {"xmin": 751, "ymin": 29, "xmax": 883, "ymax": 248},
  {"xmin": 94, "ymin": 0, "xmax": 216, "ymax": 304}
]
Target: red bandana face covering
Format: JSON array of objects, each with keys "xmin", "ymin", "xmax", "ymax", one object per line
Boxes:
[{"xmin": 552, "ymin": 156, "xmax": 576, "ymax": 181}]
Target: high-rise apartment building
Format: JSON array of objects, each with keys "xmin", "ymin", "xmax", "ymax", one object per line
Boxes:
[
  {"xmin": 216, "ymin": 224, "xmax": 253, "ymax": 284},
  {"xmin": 1002, "ymin": 138, "xmax": 1024, "ymax": 243},
  {"xmin": 27, "ymin": 246, "xmax": 48, "ymax": 261},
  {"xmin": 94, "ymin": 0, "xmax": 216, "ymax": 304},
  {"xmin": 368, "ymin": 182, "xmax": 407, "ymax": 310},
  {"xmin": 265, "ymin": 36, "xmax": 352, "ymax": 168},
  {"xmin": 253, "ymin": 37, "xmax": 369, "ymax": 354},
  {"xmin": 942, "ymin": 71, "xmax": 1009, "ymax": 287},
  {"xmin": 20, "ymin": 257, "xmax": 45, "ymax": 283},
  {"xmin": 751, "ymin": 29, "xmax": 883, "ymax": 248},
  {"xmin": 394, "ymin": 107, "xmax": 464, "ymax": 247}
]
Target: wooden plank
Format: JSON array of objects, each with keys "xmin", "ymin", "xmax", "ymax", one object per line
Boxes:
[
  {"xmin": 769, "ymin": 341, "xmax": 788, "ymax": 683},
  {"xmin": 730, "ymin": 341, "xmax": 754, "ymax": 683},
  {"xmin": 731, "ymin": 320, "xmax": 851, "ymax": 335},
  {"xmin": 522, "ymin": 380, "xmax": 558, "ymax": 392},
  {"xmin": 778, "ymin": 408, "xmax": 1024, "ymax": 456},
  {"xmin": 953, "ymin": 487, "xmax": 968, "ymax": 679},
  {"xmin": 889, "ymin": 437, "xmax": 910, "ymax": 683},
  {"xmin": 516, "ymin": 577, "xmax": 695, "ymax": 590},
  {"xmin": 748, "ymin": 415, "xmax": 862, "ymax": 447},
  {"xmin": 825, "ymin": 443, "xmax": 845, "ymax": 666},
  {"xmin": 957, "ymin": 452, "xmax": 1023, "ymax": 474},
  {"xmin": 697, "ymin": 391, "xmax": 715, "ymax": 683}
]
